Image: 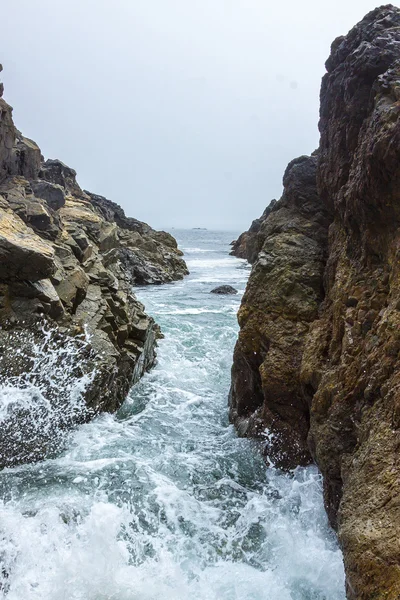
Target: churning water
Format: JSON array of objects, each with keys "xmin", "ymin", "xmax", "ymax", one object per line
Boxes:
[{"xmin": 0, "ymin": 230, "xmax": 345, "ymax": 600}]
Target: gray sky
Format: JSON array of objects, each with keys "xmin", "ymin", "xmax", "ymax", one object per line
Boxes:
[{"xmin": 1, "ymin": 1, "xmax": 390, "ymax": 230}]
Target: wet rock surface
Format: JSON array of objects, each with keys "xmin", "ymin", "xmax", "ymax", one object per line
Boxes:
[
  {"xmin": 230, "ymin": 154, "xmax": 330, "ymax": 468},
  {"xmin": 231, "ymin": 5, "xmax": 400, "ymax": 598},
  {"xmin": 210, "ymin": 285, "xmax": 238, "ymax": 295},
  {"xmin": 0, "ymin": 69, "xmax": 188, "ymax": 468},
  {"xmin": 230, "ymin": 200, "xmax": 278, "ymax": 264}
]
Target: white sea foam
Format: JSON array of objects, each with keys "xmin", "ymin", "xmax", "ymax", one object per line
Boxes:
[
  {"xmin": 181, "ymin": 247, "xmax": 214, "ymax": 253},
  {"xmin": 0, "ymin": 466, "xmax": 344, "ymax": 600},
  {"xmin": 187, "ymin": 257, "xmax": 240, "ymax": 269},
  {"xmin": 0, "ymin": 328, "xmax": 94, "ymax": 467},
  {"xmin": 156, "ymin": 306, "xmax": 239, "ymax": 315}
]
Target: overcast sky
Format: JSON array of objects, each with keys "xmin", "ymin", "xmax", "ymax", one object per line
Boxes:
[{"xmin": 1, "ymin": 1, "xmax": 391, "ymax": 230}]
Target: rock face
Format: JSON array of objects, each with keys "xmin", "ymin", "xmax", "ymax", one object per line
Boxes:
[
  {"xmin": 0, "ymin": 66, "xmax": 188, "ymax": 467},
  {"xmin": 230, "ymin": 200, "xmax": 277, "ymax": 263},
  {"xmin": 230, "ymin": 6, "xmax": 400, "ymax": 599},
  {"xmin": 230, "ymin": 155, "xmax": 330, "ymax": 468}
]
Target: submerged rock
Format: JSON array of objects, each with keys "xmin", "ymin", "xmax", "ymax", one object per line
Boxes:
[
  {"xmin": 0, "ymin": 68, "xmax": 188, "ymax": 468},
  {"xmin": 210, "ymin": 285, "xmax": 238, "ymax": 295},
  {"xmin": 231, "ymin": 5, "xmax": 400, "ymax": 598}
]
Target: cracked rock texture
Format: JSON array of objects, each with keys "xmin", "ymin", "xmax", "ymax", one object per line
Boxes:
[
  {"xmin": 0, "ymin": 66, "xmax": 188, "ymax": 467},
  {"xmin": 230, "ymin": 5, "xmax": 400, "ymax": 598}
]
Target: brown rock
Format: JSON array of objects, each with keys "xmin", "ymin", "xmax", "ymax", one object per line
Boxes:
[
  {"xmin": 0, "ymin": 208, "xmax": 55, "ymax": 280},
  {"xmin": 230, "ymin": 154, "xmax": 330, "ymax": 468},
  {"xmin": 230, "ymin": 200, "xmax": 278, "ymax": 263},
  {"xmin": 55, "ymin": 267, "xmax": 89, "ymax": 309},
  {"xmin": 231, "ymin": 5, "xmax": 400, "ymax": 598}
]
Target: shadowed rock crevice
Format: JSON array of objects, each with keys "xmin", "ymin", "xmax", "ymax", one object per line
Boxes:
[{"xmin": 231, "ymin": 5, "xmax": 400, "ymax": 598}]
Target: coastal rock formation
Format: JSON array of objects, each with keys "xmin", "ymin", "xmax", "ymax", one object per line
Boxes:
[
  {"xmin": 230, "ymin": 154, "xmax": 330, "ymax": 468},
  {"xmin": 210, "ymin": 285, "xmax": 238, "ymax": 295},
  {"xmin": 0, "ymin": 66, "xmax": 188, "ymax": 467},
  {"xmin": 230, "ymin": 200, "xmax": 277, "ymax": 264},
  {"xmin": 231, "ymin": 6, "xmax": 400, "ymax": 598}
]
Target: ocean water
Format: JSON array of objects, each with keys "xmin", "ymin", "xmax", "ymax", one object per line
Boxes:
[{"xmin": 0, "ymin": 229, "xmax": 345, "ymax": 600}]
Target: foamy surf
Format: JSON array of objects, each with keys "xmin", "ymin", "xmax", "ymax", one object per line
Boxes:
[
  {"xmin": 0, "ymin": 230, "xmax": 345, "ymax": 600},
  {"xmin": 181, "ymin": 247, "xmax": 214, "ymax": 253}
]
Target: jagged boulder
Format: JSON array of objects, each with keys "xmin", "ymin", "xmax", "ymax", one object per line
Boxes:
[
  {"xmin": 87, "ymin": 191, "xmax": 188, "ymax": 283},
  {"xmin": 39, "ymin": 159, "xmax": 82, "ymax": 196},
  {"xmin": 30, "ymin": 180, "xmax": 66, "ymax": 210},
  {"xmin": 0, "ymin": 207, "xmax": 55, "ymax": 280}
]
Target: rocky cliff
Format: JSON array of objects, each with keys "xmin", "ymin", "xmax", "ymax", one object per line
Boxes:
[
  {"xmin": 230, "ymin": 154, "xmax": 330, "ymax": 468},
  {"xmin": 231, "ymin": 5, "xmax": 400, "ymax": 599},
  {"xmin": 229, "ymin": 199, "xmax": 278, "ymax": 263},
  {"xmin": 0, "ymin": 66, "xmax": 188, "ymax": 468}
]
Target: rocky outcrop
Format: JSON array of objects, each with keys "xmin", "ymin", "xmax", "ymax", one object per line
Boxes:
[
  {"xmin": 210, "ymin": 285, "xmax": 238, "ymax": 295},
  {"xmin": 230, "ymin": 200, "xmax": 277, "ymax": 263},
  {"xmin": 230, "ymin": 155, "xmax": 330, "ymax": 468},
  {"xmin": 0, "ymin": 66, "xmax": 188, "ymax": 467},
  {"xmin": 231, "ymin": 5, "xmax": 400, "ymax": 599}
]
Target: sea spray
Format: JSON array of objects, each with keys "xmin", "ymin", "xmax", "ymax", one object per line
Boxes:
[{"xmin": 0, "ymin": 325, "xmax": 95, "ymax": 467}]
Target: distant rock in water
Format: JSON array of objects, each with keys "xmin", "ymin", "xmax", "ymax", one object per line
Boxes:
[
  {"xmin": 230, "ymin": 6, "xmax": 400, "ymax": 599},
  {"xmin": 210, "ymin": 285, "xmax": 238, "ymax": 295},
  {"xmin": 0, "ymin": 64, "xmax": 188, "ymax": 468}
]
